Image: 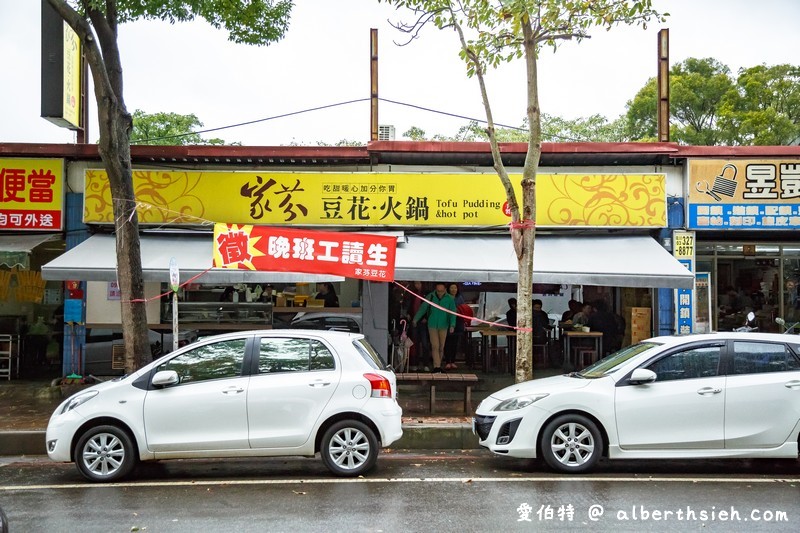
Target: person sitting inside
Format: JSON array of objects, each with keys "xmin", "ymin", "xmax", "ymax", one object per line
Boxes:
[
  {"xmin": 588, "ymin": 299, "xmax": 618, "ymax": 355},
  {"xmin": 315, "ymin": 282, "xmax": 339, "ymax": 307},
  {"xmin": 532, "ymin": 299, "xmax": 551, "ymax": 343},
  {"xmin": 572, "ymin": 302, "xmax": 593, "ymax": 327},
  {"xmin": 561, "ymin": 299, "xmax": 580, "ymax": 322},
  {"xmin": 505, "ymin": 298, "xmax": 517, "ymax": 328}
]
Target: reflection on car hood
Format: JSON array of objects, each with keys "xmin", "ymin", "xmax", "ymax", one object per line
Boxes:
[{"xmin": 488, "ymin": 374, "xmax": 593, "ymax": 402}]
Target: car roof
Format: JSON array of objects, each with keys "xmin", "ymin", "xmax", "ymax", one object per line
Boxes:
[
  {"xmin": 197, "ymin": 329, "xmax": 363, "ymax": 342},
  {"xmin": 291, "ymin": 312, "xmax": 362, "ymax": 322},
  {"xmin": 646, "ymin": 332, "xmax": 800, "ymax": 345}
]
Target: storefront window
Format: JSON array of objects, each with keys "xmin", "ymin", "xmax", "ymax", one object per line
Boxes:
[
  {"xmin": 783, "ymin": 255, "xmax": 800, "ymax": 328},
  {"xmin": 698, "ymin": 242, "xmax": 790, "ymax": 333}
]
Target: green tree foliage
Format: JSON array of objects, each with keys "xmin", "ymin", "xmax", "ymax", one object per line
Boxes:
[
  {"xmin": 626, "ymin": 58, "xmax": 800, "ymax": 145},
  {"xmin": 47, "ymin": 0, "xmax": 292, "ymax": 372},
  {"xmin": 626, "ymin": 57, "xmax": 733, "ymax": 144},
  {"xmin": 382, "ymin": 0, "xmax": 664, "ymax": 382},
  {"xmin": 130, "ymin": 110, "xmax": 227, "ymax": 145},
  {"xmin": 720, "ymin": 64, "xmax": 800, "ymax": 145}
]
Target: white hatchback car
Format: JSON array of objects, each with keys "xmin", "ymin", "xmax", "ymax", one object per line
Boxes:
[
  {"xmin": 47, "ymin": 330, "xmax": 402, "ymax": 482},
  {"xmin": 474, "ymin": 332, "xmax": 800, "ymax": 473}
]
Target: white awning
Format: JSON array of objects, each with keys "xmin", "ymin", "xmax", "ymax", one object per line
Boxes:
[
  {"xmin": 0, "ymin": 234, "xmax": 58, "ymax": 269},
  {"xmin": 394, "ymin": 234, "xmax": 694, "ymax": 289},
  {"xmin": 41, "ymin": 234, "xmax": 344, "ymax": 284}
]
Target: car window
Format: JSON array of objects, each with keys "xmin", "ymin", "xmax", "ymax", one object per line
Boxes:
[
  {"xmin": 324, "ymin": 317, "xmax": 360, "ymax": 332},
  {"xmin": 353, "ymin": 338, "xmax": 386, "ymax": 370},
  {"xmin": 646, "ymin": 345, "xmax": 721, "ymax": 381},
  {"xmin": 293, "ymin": 317, "xmax": 323, "ymax": 329},
  {"xmin": 732, "ymin": 341, "xmax": 798, "ymax": 374},
  {"xmin": 579, "ymin": 342, "xmax": 660, "ymax": 378},
  {"xmin": 86, "ymin": 328, "xmax": 123, "ymax": 342},
  {"xmin": 157, "ymin": 339, "xmax": 246, "ymax": 384},
  {"xmin": 258, "ymin": 337, "xmax": 335, "ymax": 373}
]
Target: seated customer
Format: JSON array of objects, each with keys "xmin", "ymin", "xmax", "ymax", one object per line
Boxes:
[
  {"xmin": 505, "ymin": 298, "xmax": 517, "ymax": 328},
  {"xmin": 572, "ymin": 302, "xmax": 593, "ymax": 327},
  {"xmin": 532, "ymin": 299, "xmax": 551, "ymax": 343}
]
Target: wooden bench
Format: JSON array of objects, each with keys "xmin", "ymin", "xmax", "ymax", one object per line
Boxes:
[{"xmin": 395, "ymin": 372, "xmax": 479, "ymax": 414}]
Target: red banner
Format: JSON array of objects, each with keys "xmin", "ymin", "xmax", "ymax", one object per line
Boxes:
[{"xmin": 213, "ymin": 224, "xmax": 396, "ymax": 281}]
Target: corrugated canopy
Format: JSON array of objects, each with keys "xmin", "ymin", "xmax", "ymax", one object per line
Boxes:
[
  {"xmin": 42, "ymin": 233, "xmax": 694, "ymax": 289},
  {"xmin": 393, "ymin": 234, "xmax": 694, "ymax": 289},
  {"xmin": 41, "ymin": 234, "xmax": 344, "ymax": 284},
  {"xmin": 0, "ymin": 234, "xmax": 58, "ymax": 269}
]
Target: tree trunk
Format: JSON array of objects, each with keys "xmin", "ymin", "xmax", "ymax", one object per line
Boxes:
[
  {"xmin": 515, "ymin": 18, "xmax": 543, "ymax": 384},
  {"xmin": 97, "ymin": 103, "xmax": 150, "ymax": 372},
  {"xmin": 47, "ymin": 0, "xmax": 151, "ymax": 373}
]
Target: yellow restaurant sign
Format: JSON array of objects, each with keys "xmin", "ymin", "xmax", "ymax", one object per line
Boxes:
[
  {"xmin": 62, "ymin": 21, "xmax": 81, "ymax": 129},
  {"xmin": 0, "ymin": 158, "xmax": 64, "ymax": 231},
  {"xmin": 83, "ymin": 170, "xmax": 666, "ymax": 228}
]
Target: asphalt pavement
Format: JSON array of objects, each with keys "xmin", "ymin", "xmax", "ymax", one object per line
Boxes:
[{"xmin": 2, "ymin": 451, "xmax": 799, "ymax": 532}]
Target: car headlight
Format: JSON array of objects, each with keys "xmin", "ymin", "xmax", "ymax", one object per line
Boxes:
[
  {"xmin": 60, "ymin": 390, "xmax": 99, "ymax": 414},
  {"xmin": 493, "ymin": 394, "xmax": 548, "ymax": 411}
]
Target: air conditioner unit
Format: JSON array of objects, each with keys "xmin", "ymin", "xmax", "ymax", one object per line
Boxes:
[{"xmin": 378, "ymin": 125, "xmax": 395, "ymax": 141}]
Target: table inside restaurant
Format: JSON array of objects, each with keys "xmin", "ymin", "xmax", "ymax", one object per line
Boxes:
[
  {"xmin": 467, "ymin": 327, "xmax": 516, "ymax": 373},
  {"xmin": 561, "ymin": 330, "xmax": 603, "ymax": 369}
]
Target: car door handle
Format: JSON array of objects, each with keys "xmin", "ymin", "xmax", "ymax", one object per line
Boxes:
[
  {"xmin": 784, "ymin": 380, "xmax": 800, "ymax": 389},
  {"xmin": 309, "ymin": 381, "xmax": 331, "ymax": 387},
  {"xmin": 222, "ymin": 387, "xmax": 245, "ymax": 394},
  {"xmin": 696, "ymin": 387, "xmax": 722, "ymax": 395}
]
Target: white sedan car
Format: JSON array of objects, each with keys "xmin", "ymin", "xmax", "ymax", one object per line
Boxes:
[
  {"xmin": 474, "ymin": 332, "xmax": 800, "ymax": 473},
  {"xmin": 47, "ymin": 330, "xmax": 402, "ymax": 482}
]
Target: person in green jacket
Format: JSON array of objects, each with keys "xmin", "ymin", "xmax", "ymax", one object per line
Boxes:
[{"xmin": 412, "ymin": 282, "xmax": 456, "ymax": 373}]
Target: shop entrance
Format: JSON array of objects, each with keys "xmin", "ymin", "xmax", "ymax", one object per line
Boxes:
[{"xmin": 697, "ymin": 242, "xmax": 800, "ymax": 333}]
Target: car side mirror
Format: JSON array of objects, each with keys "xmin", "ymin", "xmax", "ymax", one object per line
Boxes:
[
  {"xmin": 629, "ymin": 368, "xmax": 657, "ymax": 385},
  {"xmin": 152, "ymin": 370, "xmax": 179, "ymax": 388}
]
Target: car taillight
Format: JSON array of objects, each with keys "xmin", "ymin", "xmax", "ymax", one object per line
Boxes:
[
  {"xmin": 364, "ymin": 373, "xmax": 392, "ymax": 398},
  {"xmin": 178, "ymin": 339, "xmax": 188, "ymax": 347}
]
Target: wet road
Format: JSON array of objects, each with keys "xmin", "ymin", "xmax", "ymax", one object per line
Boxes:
[{"xmin": 1, "ymin": 450, "xmax": 799, "ymax": 532}]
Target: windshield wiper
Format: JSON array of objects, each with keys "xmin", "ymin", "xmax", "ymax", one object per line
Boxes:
[{"xmin": 566, "ymin": 372, "xmax": 585, "ymax": 379}]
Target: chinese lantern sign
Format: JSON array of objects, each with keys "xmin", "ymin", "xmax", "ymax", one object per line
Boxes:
[{"xmin": 213, "ymin": 223, "xmax": 397, "ymax": 282}]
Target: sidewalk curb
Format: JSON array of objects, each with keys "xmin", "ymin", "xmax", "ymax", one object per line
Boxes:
[
  {"xmin": 395, "ymin": 423, "xmax": 480, "ymax": 450},
  {"xmin": 1, "ymin": 424, "xmax": 479, "ymax": 456},
  {"xmin": 0, "ymin": 432, "xmax": 46, "ymax": 456}
]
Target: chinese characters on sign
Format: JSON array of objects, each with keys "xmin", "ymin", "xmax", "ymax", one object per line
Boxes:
[
  {"xmin": 212, "ymin": 224, "xmax": 397, "ymax": 281},
  {"xmin": 688, "ymin": 160, "xmax": 800, "ymax": 229},
  {"xmin": 673, "ymin": 231, "xmax": 696, "ymax": 335},
  {"xmin": 0, "ymin": 158, "xmax": 64, "ymax": 231},
  {"xmin": 84, "ymin": 170, "xmax": 666, "ymax": 228}
]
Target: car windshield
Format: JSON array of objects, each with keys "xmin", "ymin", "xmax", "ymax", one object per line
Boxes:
[
  {"xmin": 353, "ymin": 338, "xmax": 388, "ymax": 370},
  {"xmin": 577, "ymin": 342, "xmax": 662, "ymax": 378}
]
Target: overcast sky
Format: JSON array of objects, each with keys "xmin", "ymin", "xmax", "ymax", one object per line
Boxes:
[{"xmin": 1, "ymin": 0, "xmax": 798, "ymax": 146}]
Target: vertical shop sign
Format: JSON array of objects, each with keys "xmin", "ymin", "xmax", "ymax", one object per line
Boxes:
[
  {"xmin": 673, "ymin": 231, "xmax": 696, "ymax": 334},
  {"xmin": 695, "ymin": 272, "xmax": 712, "ymax": 333}
]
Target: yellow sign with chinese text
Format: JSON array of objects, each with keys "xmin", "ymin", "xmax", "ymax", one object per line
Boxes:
[
  {"xmin": 83, "ymin": 170, "xmax": 666, "ymax": 228},
  {"xmin": 688, "ymin": 159, "xmax": 800, "ymax": 229},
  {"xmin": 62, "ymin": 21, "xmax": 81, "ymax": 129},
  {"xmin": 0, "ymin": 158, "xmax": 64, "ymax": 231}
]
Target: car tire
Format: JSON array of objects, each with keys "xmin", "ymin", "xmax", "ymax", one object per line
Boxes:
[
  {"xmin": 74, "ymin": 425, "xmax": 137, "ymax": 482},
  {"xmin": 320, "ymin": 420, "xmax": 378, "ymax": 477},
  {"xmin": 540, "ymin": 414, "xmax": 603, "ymax": 474}
]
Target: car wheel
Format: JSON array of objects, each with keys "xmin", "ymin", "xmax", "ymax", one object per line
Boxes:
[
  {"xmin": 74, "ymin": 425, "xmax": 137, "ymax": 482},
  {"xmin": 540, "ymin": 414, "xmax": 603, "ymax": 474},
  {"xmin": 320, "ymin": 420, "xmax": 378, "ymax": 477}
]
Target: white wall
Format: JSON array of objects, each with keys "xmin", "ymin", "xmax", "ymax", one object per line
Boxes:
[{"xmin": 86, "ymin": 281, "xmax": 162, "ymax": 325}]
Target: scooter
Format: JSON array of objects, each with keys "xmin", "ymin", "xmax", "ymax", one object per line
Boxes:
[
  {"xmin": 734, "ymin": 311, "xmax": 758, "ymax": 332},
  {"xmin": 775, "ymin": 317, "xmax": 800, "ymax": 334}
]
